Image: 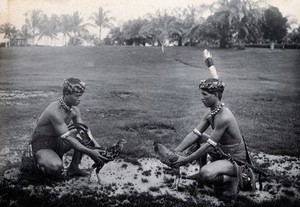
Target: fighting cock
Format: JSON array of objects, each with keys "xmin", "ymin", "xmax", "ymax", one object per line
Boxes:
[
  {"xmin": 90, "ymin": 139, "xmax": 127, "ymax": 183},
  {"xmin": 68, "ymin": 123, "xmax": 127, "ymax": 183},
  {"xmin": 154, "ymin": 142, "xmax": 181, "ymax": 190}
]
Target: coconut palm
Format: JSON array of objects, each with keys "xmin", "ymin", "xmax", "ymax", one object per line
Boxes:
[
  {"xmin": 19, "ymin": 23, "xmax": 31, "ymax": 46},
  {"xmin": 89, "ymin": 7, "xmax": 115, "ymax": 41},
  {"xmin": 210, "ymin": 0, "xmax": 263, "ymax": 48},
  {"xmin": 25, "ymin": 10, "xmax": 43, "ymax": 45},
  {"xmin": 147, "ymin": 9, "xmax": 182, "ymax": 53},
  {"xmin": 59, "ymin": 14, "xmax": 72, "ymax": 46},
  {"xmin": 108, "ymin": 27, "xmax": 124, "ymax": 45},
  {"xmin": 122, "ymin": 18, "xmax": 149, "ymax": 45},
  {"xmin": 69, "ymin": 11, "xmax": 88, "ymax": 45},
  {"xmin": 174, "ymin": 5, "xmax": 206, "ymax": 46},
  {"xmin": 0, "ymin": 23, "xmax": 17, "ymax": 47},
  {"xmin": 38, "ymin": 14, "xmax": 59, "ymax": 46}
]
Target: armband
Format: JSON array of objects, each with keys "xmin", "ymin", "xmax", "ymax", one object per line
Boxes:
[
  {"xmin": 60, "ymin": 131, "xmax": 71, "ymax": 139},
  {"xmin": 205, "ymin": 57, "xmax": 214, "ymax": 68},
  {"xmin": 207, "ymin": 138, "xmax": 217, "ymax": 147},
  {"xmin": 192, "ymin": 128, "xmax": 202, "ymax": 137}
]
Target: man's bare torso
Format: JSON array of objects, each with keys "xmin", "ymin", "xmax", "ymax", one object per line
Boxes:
[
  {"xmin": 207, "ymin": 107, "xmax": 242, "ymax": 145},
  {"xmin": 35, "ymin": 101, "xmax": 75, "ymax": 136}
]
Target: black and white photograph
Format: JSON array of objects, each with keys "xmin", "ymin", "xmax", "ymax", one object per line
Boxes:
[{"xmin": 0, "ymin": 0, "xmax": 299, "ymax": 206}]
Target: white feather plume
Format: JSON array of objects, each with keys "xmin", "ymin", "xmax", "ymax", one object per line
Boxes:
[{"xmin": 203, "ymin": 49, "xmax": 219, "ymax": 79}]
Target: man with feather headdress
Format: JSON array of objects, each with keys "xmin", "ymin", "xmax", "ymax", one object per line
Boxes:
[{"xmin": 170, "ymin": 50, "xmax": 248, "ymax": 195}]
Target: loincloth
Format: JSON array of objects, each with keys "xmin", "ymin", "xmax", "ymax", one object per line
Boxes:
[
  {"xmin": 209, "ymin": 140, "xmax": 247, "ymax": 163},
  {"xmin": 31, "ymin": 130, "xmax": 70, "ymax": 158}
]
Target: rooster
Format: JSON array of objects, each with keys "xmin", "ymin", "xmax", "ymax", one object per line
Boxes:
[
  {"xmin": 68, "ymin": 123, "xmax": 127, "ymax": 183},
  {"xmin": 154, "ymin": 142, "xmax": 181, "ymax": 190},
  {"xmin": 90, "ymin": 139, "xmax": 127, "ymax": 183}
]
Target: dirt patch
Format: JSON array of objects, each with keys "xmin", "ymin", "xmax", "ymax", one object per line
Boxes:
[
  {"xmin": 1, "ymin": 150, "xmax": 300, "ymax": 206},
  {"xmin": 95, "ymin": 109, "xmax": 140, "ymax": 118},
  {"xmin": 121, "ymin": 122, "xmax": 176, "ymax": 137},
  {"xmin": 110, "ymin": 91, "xmax": 138, "ymax": 99},
  {"xmin": 253, "ymin": 97, "xmax": 273, "ymax": 102},
  {"xmin": 257, "ymin": 77, "xmax": 274, "ymax": 82},
  {"xmin": 0, "ymin": 90, "xmax": 55, "ymax": 105}
]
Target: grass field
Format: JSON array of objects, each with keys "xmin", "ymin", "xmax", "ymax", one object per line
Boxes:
[
  {"xmin": 0, "ymin": 46, "xmax": 299, "ymax": 160},
  {"xmin": 0, "ymin": 46, "xmax": 300, "ymax": 206}
]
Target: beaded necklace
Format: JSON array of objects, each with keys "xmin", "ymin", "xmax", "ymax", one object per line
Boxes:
[
  {"xmin": 210, "ymin": 103, "xmax": 224, "ymax": 129},
  {"xmin": 210, "ymin": 103, "xmax": 224, "ymax": 117},
  {"xmin": 59, "ymin": 97, "xmax": 72, "ymax": 112}
]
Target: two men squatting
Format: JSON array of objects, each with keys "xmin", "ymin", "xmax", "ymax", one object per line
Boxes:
[{"xmin": 29, "ymin": 50, "xmax": 248, "ymax": 196}]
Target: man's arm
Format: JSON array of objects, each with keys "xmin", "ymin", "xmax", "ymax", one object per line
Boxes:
[
  {"xmin": 49, "ymin": 110, "xmax": 91, "ymax": 153},
  {"xmin": 172, "ymin": 114, "xmax": 230, "ymax": 167},
  {"xmin": 174, "ymin": 112, "xmax": 210, "ymax": 152},
  {"xmin": 71, "ymin": 106, "xmax": 84, "ymax": 124},
  {"xmin": 49, "ymin": 111, "xmax": 109, "ymax": 163},
  {"xmin": 72, "ymin": 106, "xmax": 101, "ymax": 148}
]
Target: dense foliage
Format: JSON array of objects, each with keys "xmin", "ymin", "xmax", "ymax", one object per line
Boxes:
[
  {"xmin": 262, "ymin": 6, "xmax": 288, "ymax": 42},
  {"xmin": 0, "ymin": 0, "xmax": 298, "ymax": 47}
]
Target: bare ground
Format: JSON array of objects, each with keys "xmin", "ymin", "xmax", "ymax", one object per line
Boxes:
[{"xmin": 1, "ymin": 148, "xmax": 300, "ymax": 207}]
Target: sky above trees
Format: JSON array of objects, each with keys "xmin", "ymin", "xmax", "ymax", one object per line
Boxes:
[
  {"xmin": 0, "ymin": 0, "xmax": 299, "ymax": 45},
  {"xmin": 1, "ymin": 0, "xmax": 299, "ymax": 31}
]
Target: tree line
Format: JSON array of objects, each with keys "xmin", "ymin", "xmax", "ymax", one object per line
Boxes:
[{"xmin": 0, "ymin": 0, "xmax": 299, "ymax": 49}]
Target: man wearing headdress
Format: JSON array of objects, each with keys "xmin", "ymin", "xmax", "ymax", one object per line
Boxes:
[
  {"xmin": 31, "ymin": 78, "xmax": 109, "ymax": 178},
  {"xmin": 171, "ymin": 50, "xmax": 247, "ymax": 195}
]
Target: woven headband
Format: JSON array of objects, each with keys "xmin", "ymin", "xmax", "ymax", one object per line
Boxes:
[
  {"xmin": 63, "ymin": 79, "xmax": 86, "ymax": 94},
  {"xmin": 199, "ymin": 79, "xmax": 225, "ymax": 92}
]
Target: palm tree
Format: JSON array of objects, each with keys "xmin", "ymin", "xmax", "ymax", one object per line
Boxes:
[
  {"xmin": 210, "ymin": 0, "xmax": 263, "ymax": 48},
  {"xmin": 69, "ymin": 11, "xmax": 88, "ymax": 45},
  {"xmin": 122, "ymin": 18, "xmax": 149, "ymax": 45},
  {"xmin": 38, "ymin": 14, "xmax": 59, "ymax": 46},
  {"xmin": 147, "ymin": 9, "xmax": 182, "ymax": 53},
  {"xmin": 174, "ymin": 5, "xmax": 206, "ymax": 46},
  {"xmin": 89, "ymin": 7, "xmax": 115, "ymax": 41},
  {"xmin": 59, "ymin": 14, "xmax": 72, "ymax": 46},
  {"xmin": 108, "ymin": 27, "xmax": 124, "ymax": 45},
  {"xmin": 19, "ymin": 24, "xmax": 31, "ymax": 46},
  {"xmin": 0, "ymin": 23, "xmax": 17, "ymax": 47},
  {"xmin": 25, "ymin": 10, "xmax": 43, "ymax": 45}
]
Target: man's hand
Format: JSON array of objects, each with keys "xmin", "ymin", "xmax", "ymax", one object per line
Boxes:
[
  {"xmin": 171, "ymin": 155, "xmax": 188, "ymax": 168},
  {"xmin": 89, "ymin": 149, "xmax": 112, "ymax": 164}
]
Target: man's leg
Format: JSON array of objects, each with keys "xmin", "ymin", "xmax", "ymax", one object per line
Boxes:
[
  {"xmin": 185, "ymin": 155, "xmax": 208, "ymax": 178},
  {"xmin": 67, "ymin": 151, "xmax": 89, "ymax": 177},
  {"xmin": 178, "ymin": 134, "xmax": 209, "ymax": 184},
  {"xmin": 57, "ymin": 133, "xmax": 89, "ymax": 177},
  {"xmin": 34, "ymin": 149, "xmax": 64, "ymax": 177},
  {"xmin": 199, "ymin": 159, "xmax": 239, "ymax": 195}
]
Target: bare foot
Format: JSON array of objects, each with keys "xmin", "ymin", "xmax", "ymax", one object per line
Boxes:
[{"xmin": 67, "ymin": 168, "xmax": 89, "ymax": 177}]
